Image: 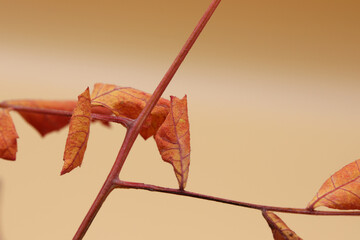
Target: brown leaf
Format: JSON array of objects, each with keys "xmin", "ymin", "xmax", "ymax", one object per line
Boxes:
[
  {"xmin": 262, "ymin": 211, "xmax": 302, "ymax": 240},
  {"xmin": 61, "ymin": 88, "xmax": 91, "ymax": 175},
  {"xmin": 3, "ymin": 100, "xmax": 77, "ymax": 136},
  {"xmin": 0, "ymin": 109, "xmax": 19, "ymax": 160},
  {"xmin": 154, "ymin": 95, "xmax": 190, "ymax": 190},
  {"xmin": 307, "ymin": 159, "xmax": 360, "ymax": 210},
  {"xmin": 90, "ymin": 83, "xmax": 170, "ymax": 139}
]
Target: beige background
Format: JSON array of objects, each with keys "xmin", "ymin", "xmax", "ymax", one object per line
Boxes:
[{"xmin": 1, "ymin": 0, "xmax": 360, "ymax": 239}]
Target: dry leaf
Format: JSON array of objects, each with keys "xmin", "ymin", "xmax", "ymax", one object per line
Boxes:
[
  {"xmin": 61, "ymin": 88, "xmax": 91, "ymax": 175},
  {"xmin": 3, "ymin": 100, "xmax": 76, "ymax": 136},
  {"xmin": 3, "ymin": 100, "xmax": 112, "ymax": 136},
  {"xmin": 262, "ymin": 211, "xmax": 302, "ymax": 240},
  {"xmin": 155, "ymin": 95, "xmax": 190, "ymax": 190},
  {"xmin": 307, "ymin": 159, "xmax": 360, "ymax": 210},
  {"xmin": 0, "ymin": 109, "xmax": 19, "ymax": 160},
  {"xmin": 90, "ymin": 83, "xmax": 170, "ymax": 139}
]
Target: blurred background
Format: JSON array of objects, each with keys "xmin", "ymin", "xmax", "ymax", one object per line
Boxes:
[{"xmin": 1, "ymin": 0, "xmax": 360, "ymax": 239}]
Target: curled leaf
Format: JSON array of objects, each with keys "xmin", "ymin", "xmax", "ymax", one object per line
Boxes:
[
  {"xmin": 3, "ymin": 100, "xmax": 76, "ymax": 136},
  {"xmin": 0, "ymin": 109, "xmax": 18, "ymax": 160},
  {"xmin": 90, "ymin": 83, "xmax": 170, "ymax": 139},
  {"xmin": 155, "ymin": 95, "xmax": 190, "ymax": 190},
  {"xmin": 61, "ymin": 88, "xmax": 91, "ymax": 175},
  {"xmin": 307, "ymin": 159, "xmax": 360, "ymax": 210},
  {"xmin": 262, "ymin": 211, "xmax": 302, "ymax": 240}
]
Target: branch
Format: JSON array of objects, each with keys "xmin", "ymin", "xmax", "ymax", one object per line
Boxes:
[
  {"xmin": 114, "ymin": 179, "xmax": 360, "ymax": 216},
  {"xmin": 0, "ymin": 102, "xmax": 133, "ymax": 127},
  {"xmin": 72, "ymin": 1, "xmax": 222, "ymax": 239}
]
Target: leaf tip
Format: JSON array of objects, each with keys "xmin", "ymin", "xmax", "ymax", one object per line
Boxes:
[
  {"xmin": 81, "ymin": 87, "xmax": 91, "ymax": 99},
  {"xmin": 60, "ymin": 169, "xmax": 67, "ymax": 176},
  {"xmin": 60, "ymin": 164, "xmax": 75, "ymax": 175},
  {"xmin": 60, "ymin": 159, "xmax": 71, "ymax": 175}
]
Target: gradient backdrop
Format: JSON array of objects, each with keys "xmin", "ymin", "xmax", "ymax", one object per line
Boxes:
[{"xmin": 1, "ymin": 1, "xmax": 360, "ymax": 239}]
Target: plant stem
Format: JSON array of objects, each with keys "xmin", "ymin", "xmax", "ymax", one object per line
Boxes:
[
  {"xmin": 0, "ymin": 102, "xmax": 133, "ymax": 127},
  {"xmin": 114, "ymin": 179, "xmax": 360, "ymax": 216},
  {"xmin": 73, "ymin": 1, "xmax": 222, "ymax": 239}
]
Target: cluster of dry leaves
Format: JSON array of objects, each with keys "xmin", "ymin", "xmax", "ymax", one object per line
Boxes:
[
  {"xmin": 1, "ymin": 83, "xmax": 360, "ymax": 239},
  {"xmin": 0, "ymin": 83, "xmax": 190, "ymax": 190}
]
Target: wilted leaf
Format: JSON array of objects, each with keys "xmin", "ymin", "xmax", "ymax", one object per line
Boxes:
[
  {"xmin": 0, "ymin": 109, "xmax": 18, "ymax": 160},
  {"xmin": 61, "ymin": 88, "xmax": 91, "ymax": 175},
  {"xmin": 262, "ymin": 211, "xmax": 302, "ymax": 240},
  {"xmin": 90, "ymin": 83, "xmax": 170, "ymax": 139},
  {"xmin": 3, "ymin": 100, "xmax": 76, "ymax": 136},
  {"xmin": 155, "ymin": 95, "xmax": 190, "ymax": 190},
  {"xmin": 307, "ymin": 159, "xmax": 360, "ymax": 210}
]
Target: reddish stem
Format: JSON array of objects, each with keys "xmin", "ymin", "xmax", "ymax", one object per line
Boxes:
[
  {"xmin": 114, "ymin": 180, "xmax": 360, "ymax": 216},
  {"xmin": 0, "ymin": 102, "xmax": 133, "ymax": 127},
  {"xmin": 73, "ymin": 1, "xmax": 222, "ymax": 239}
]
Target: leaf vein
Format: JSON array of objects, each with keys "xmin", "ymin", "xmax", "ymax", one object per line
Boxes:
[
  {"xmin": 324, "ymin": 196, "xmax": 341, "ymax": 208},
  {"xmin": 91, "ymin": 87, "xmax": 130, "ymax": 100},
  {"xmin": 313, "ymin": 173, "xmax": 360, "ymax": 207},
  {"xmin": 340, "ymin": 187, "xmax": 360, "ymax": 201},
  {"xmin": 170, "ymin": 100, "xmax": 184, "ymax": 188},
  {"xmin": 157, "ymin": 133, "xmax": 178, "ymax": 145}
]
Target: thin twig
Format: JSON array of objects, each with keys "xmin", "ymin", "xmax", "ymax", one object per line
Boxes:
[
  {"xmin": 0, "ymin": 102, "xmax": 133, "ymax": 127},
  {"xmin": 114, "ymin": 179, "xmax": 360, "ymax": 216}
]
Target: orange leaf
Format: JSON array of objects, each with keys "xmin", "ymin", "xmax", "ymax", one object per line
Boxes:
[
  {"xmin": 0, "ymin": 109, "xmax": 19, "ymax": 161},
  {"xmin": 154, "ymin": 95, "xmax": 190, "ymax": 190},
  {"xmin": 3, "ymin": 100, "xmax": 77, "ymax": 136},
  {"xmin": 307, "ymin": 159, "xmax": 360, "ymax": 210},
  {"xmin": 61, "ymin": 88, "xmax": 91, "ymax": 175},
  {"xmin": 90, "ymin": 83, "xmax": 170, "ymax": 139},
  {"xmin": 262, "ymin": 211, "xmax": 302, "ymax": 240},
  {"xmin": 3, "ymin": 100, "xmax": 112, "ymax": 136}
]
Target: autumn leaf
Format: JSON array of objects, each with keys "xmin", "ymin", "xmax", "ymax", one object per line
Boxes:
[
  {"xmin": 154, "ymin": 95, "xmax": 190, "ymax": 190},
  {"xmin": 61, "ymin": 88, "xmax": 91, "ymax": 175},
  {"xmin": 3, "ymin": 100, "xmax": 77, "ymax": 136},
  {"xmin": 2, "ymin": 100, "xmax": 113, "ymax": 136},
  {"xmin": 307, "ymin": 159, "xmax": 360, "ymax": 210},
  {"xmin": 90, "ymin": 83, "xmax": 170, "ymax": 139},
  {"xmin": 262, "ymin": 211, "xmax": 302, "ymax": 240},
  {"xmin": 0, "ymin": 109, "xmax": 19, "ymax": 161}
]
